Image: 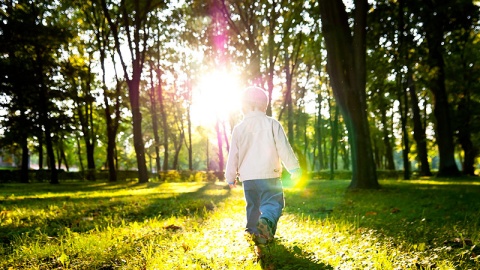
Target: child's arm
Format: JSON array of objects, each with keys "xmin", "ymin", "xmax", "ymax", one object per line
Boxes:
[{"xmin": 273, "ymin": 121, "xmax": 300, "ymax": 172}]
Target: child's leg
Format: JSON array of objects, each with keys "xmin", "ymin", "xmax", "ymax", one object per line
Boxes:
[
  {"xmin": 243, "ymin": 181, "xmax": 261, "ymax": 234},
  {"xmin": 257, "ymin": 178, "xmax": 284, "ymax": 234}
]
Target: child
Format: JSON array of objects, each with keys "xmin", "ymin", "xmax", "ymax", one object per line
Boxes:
[{"xmin": 225, "ymin": 86, "xmax": 301, "ymax": 245}]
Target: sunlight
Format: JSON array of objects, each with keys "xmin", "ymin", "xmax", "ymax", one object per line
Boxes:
[{"xmin": 191, "ymin": 70, "xmax": 243, "ymax": 126}]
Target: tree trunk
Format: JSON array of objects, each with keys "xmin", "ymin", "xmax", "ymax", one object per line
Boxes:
[
  {"xmin": 457, "ymin": 99, "xmax": 478, "ymax": 176},
  {"xmin": 75, "ymin": 134, "xmax": 84, "ymax": 174},
  {"xmin": 397, "ymin": 86, "xmax": 411, "ymax": 179},
  {"xmin": 456, "ymin": 29, "xmax": 478, "ymax": 176},
  {"xmin": 128, "ymin": 78, "xmax": 149, "ymax": 183},
  {"xmin": 149, "ymin": 68, "xmax": 162, "ymax": 173},
  {"xmin": 101, "ymin": 0, "xmax": 152, "ymax": 183},
  {"xmin": 94, "ymin": 7, "xmax": 119, "ymax": 182},
  {"xmin": 397, "ymin": 0, "xmax": 410, "ymax": 179},
  {"xmin": 215, "ymin": 119, "xmax": 224, "ymax": 177},
  {"xmin": 319, "ymin": 0, "xmax": 379, "ymax": 189},
  {"xmin": 206, "ymin": 138, "xmax": 210, "ymax": 171},
  {"xmin": 380, "ymin": 107, "xmax": 395, "ymax": 170},
  {"xmin": 102, "ymin": 81, "xmax": 120, "ymax": 182},
  {"xmin": 38, "ymin": 138, "xmax": 43, "ymax": 170},
  {"xmin": 330, "ymin": 104, "xmax": 339, "ymax": 180},
  {"xmin": 58, "ymin": 140, "xmax": 69, "ymax": 172},
  {"xmin": 20, "ymin": 131, "xmax": 29, "ymax": 183},
  {"xmin": 312, "ymin": 113, "xmax": 320, "ymax": 171},
  {"xmin": 157, "ymin": 76, "xmax": 169, "ymax": 171},
  {"xmin": 407, "ymin": 75, "xmax": 432, "ymax": 176},
  {"xmin": 424, "ymin": 10, "xmax": 460, "ymax": 177},
  {"xmin": 37, "ymin": 56, "xmax": 58, "ymax": 184},
  {"xmin": 187, "ymin": 105, "xmax": 193, "ymax": 170},
  {"xmin": 285, "ymin": 52, "xmax": 294, "ymax": 143},
  {"xmin": 172, "ymin": 132, "xmax": 184, "ymax": 170},
  {"xmin": 222, "ymin": 121, "xmax": 230, "ymax": 153}
]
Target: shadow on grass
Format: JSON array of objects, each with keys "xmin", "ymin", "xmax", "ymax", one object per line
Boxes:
[
  {"xmin": 286, "ymin": 178, "xmax": 480, "ymax": 241},
  {"xmin": 0, "ymin": 180, "xmax": 143, "ymax": 194},
  {"xmin": 258, "ymin": 240, "xmax": 333, "ymax": 270},
  {"xmin": 0, "ymin": 181, "xmax": 232, "ymax": 245},
  {"xmin": 284, "ymin": 178, "xmax": 480, "ymax": 268}
]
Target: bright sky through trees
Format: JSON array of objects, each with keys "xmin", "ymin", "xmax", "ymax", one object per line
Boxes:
[{"xmin": 191, "ymin": 70, "xmax": 243, "ymax": 126}]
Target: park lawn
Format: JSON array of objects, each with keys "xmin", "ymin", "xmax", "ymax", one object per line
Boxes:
[{"xmin": 0, "ymin": 177, "xmax": 479, "ymax": 269}]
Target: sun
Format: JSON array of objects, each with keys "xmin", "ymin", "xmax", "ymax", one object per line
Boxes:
[{"xmin": 191, "ymin": 70, "xmax": 243, "ymax": 126}]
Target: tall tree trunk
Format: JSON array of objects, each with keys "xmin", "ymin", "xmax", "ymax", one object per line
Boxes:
[
  {"xmin": 157, "ymin": 75, "xmax": 169, "ymax": 171},
  {"xmin": 319, "ymin": 0, "xmax": 379, "ymax": 189},
  {"xmin": 187, "ymin": 103, "xmax": 193, "ymax": 170},
  {"xmin": 285, "ymin": 52, "xmax": 294, "ymax": 143},
  {"xmin": 456, "ymin": 27, "xmax": 478, "ymax": 176},
  {"xmin": 379, "ymin": 104, "xmax": 395, "ymax": 170},
  {"xmin": 172, "ymin": 132, "xmax": 184, "ymax": 170},
  {"xmin": 206, "ymin": 138, "xmax": 210, "ymax": 171},
  {"xmin": 37, "ymin": 56, "xmax": 58, "ymax": 184},
  {"xmin": 38, "ymin": 138, "xmax": 43, "ymax": 170},
  {"xmin": 93, "ymin": 4, "xmax": 119, "ymax": 182},
  {"xmin": 407, "ymin": 75, "xmax": 432, "ymax": 176},
  {"xmin": 264, "ymin": 0, "xmax": 281, "ymax": 117},
  {"xmin": 423, "ymin": 7, "xmax": 460, "ymax": 177},
  {"xmin": 397, "ymin": 86, "xmax": 411, "ymax": 179},
  {"xmin": 101, "ymin": 0, "xmax": 152, "ymax": 183},
  {"xmin": 75, "ymin": 135, "xmax": 84, "ymax": 173},
  {"xmin": 102, "ymin": 76, "xmax": 120, "ymax": 182},
  {"xmin": 397, "ymin": 0, "xmax": 410, "ymax": 179},
  {"xmin": 149, "ymin": 67, "xmax": 162, "ymax": 173},
  {"xmin": 222, "ymin": 121, "xmax": 230, "ymax": 153},
  {"xmin": 312, "ymin": 112, "xmax": 321, "ymax": 171},
  {"xmin": 59, "ymin": 140, "xmax": 69, "ymax": 172},
  {"xmin": 457, "ymin": 98, "xmax": 478, "ymax": 176},
  {"xmin": 128, "ymin": 77, "xmax": 149, "ymax": 183},
  {"xmin": 20, "ymin": 129, "xmax": 29, "ymax": 183},
  {"xmin": 330, "ymin": 104, "xmax": 339, "ymax": 180},
  {"xmin": 215, "ymin": 119, "xmax": 224, "ymax": 176}
]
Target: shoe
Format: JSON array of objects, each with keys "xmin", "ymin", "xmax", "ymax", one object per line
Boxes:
[
  {"xmin": 254, "ymin": 244, "xmax": 265, "ymax": 259},
  {"xmin": 256, "ymin": 217, "xmax": 274, "ymax": 243}
]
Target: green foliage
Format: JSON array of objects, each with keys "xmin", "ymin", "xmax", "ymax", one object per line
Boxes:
[{"xmin": 1, "ymin": 178, "xmax": 479, "ymax": 269}]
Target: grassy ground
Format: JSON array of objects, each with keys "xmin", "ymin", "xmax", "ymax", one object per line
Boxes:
[{"xmin": 0, "ymin": 177, "xmax": 479, "ymax": 269}]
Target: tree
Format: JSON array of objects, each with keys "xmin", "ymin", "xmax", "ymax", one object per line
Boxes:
[
  {"xmin": 442, "ymin": 1, "xmax": 480, "ymax": 176},
  {"xmin": 61, "ymin": 53, "xmax": 98, "ymax": 180},
  {"xmin": 319, "ymin": 0, "xmax": 379, "ymax": 189},
  {"xmin": 407, "ymin": 0, "xmax": 468, "ymax": 177},
  {"xmin": 1, "ymin": 0, "xmax": 72, "ymax": 184},
  {"xmin": 78, "ymin": 0, "xmax": 124, "ymax": 182},
  {"xmin": 101, "ymin": 0, "xmax": 165, "ymax": 183}
]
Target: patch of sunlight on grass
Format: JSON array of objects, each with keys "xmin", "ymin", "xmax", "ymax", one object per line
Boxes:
[
  {"xmin": 1, "ymin": 182, "xmax": 208, "ymax": 201},
  {"xmin": 405, "ymin": 180, "xmax": 480, "ymax": 186},
  {"xmin": 276, "ymin": 213, "xmax": 457, "ymax": 269}
]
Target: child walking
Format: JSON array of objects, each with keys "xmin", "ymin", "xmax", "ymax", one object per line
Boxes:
[{"xmin": 225, "ymin": 86, "xmax": 300, "ymax": 245}]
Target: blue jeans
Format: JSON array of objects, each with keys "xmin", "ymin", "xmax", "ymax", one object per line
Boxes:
[{"xmin": 243, "ymin": 178, "xmax": 285, "ymax": 235}]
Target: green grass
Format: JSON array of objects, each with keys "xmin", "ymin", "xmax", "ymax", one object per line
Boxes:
[{"xmin": 1, "ymin": 177, "xmax": 479, "ymax": 269}]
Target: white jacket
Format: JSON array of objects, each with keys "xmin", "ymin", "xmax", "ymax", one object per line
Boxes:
[{"xmin": 225, "ymin": 111, "xmax": 299, "ymax": 183}]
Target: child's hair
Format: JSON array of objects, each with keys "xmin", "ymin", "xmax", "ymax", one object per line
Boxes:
[{"xmin": 241, "ymin": 86, "xmax": 269, "ymax": 112}]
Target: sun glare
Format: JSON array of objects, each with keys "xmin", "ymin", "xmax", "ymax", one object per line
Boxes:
[{"xmin": 191, "ymin": 70, "xmax": 243, "ymax": 126}]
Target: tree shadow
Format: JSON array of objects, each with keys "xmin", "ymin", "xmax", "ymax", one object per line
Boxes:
[
  {"xmin": 283, "ymin": 178, "xmax": 480, "ymax": 269},
  {"xmin": 257, "ymin": 240, "xmax": 333, "ymax": 270},
  {"xmin": 0, "ymin": 181, "xmax": 232, "ymax": 245}
]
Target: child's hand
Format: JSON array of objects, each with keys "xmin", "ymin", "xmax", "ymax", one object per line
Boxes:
[
  {"xmin": 227, "ymin": 179, "xmax": 237, "ymax": 189},
  {"xmin": 290, "ymin": 168, "xmax": 302, "ymax": 181}
]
